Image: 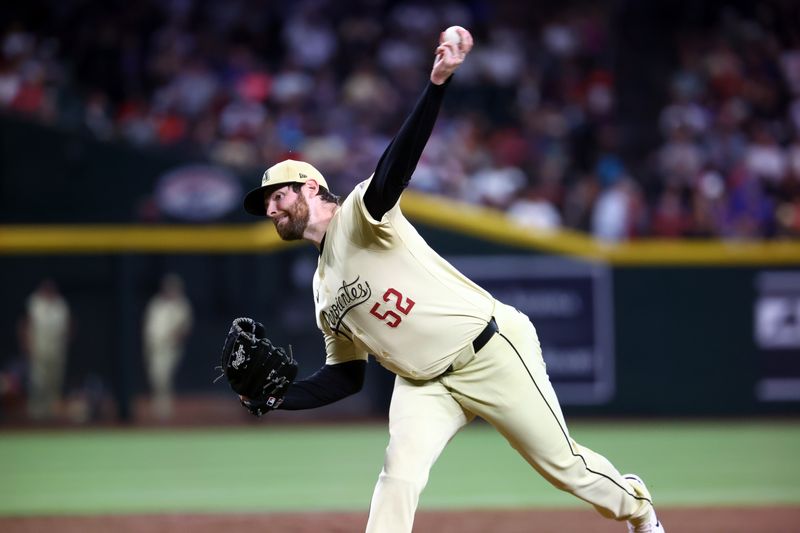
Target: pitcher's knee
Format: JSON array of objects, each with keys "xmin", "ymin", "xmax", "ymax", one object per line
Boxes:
[
  {"xmin": 380, "ymin": 459, "xmax": 431, "ymax": 492},
  {"xmin": 382, "ymin": 440, "xmax": 437, "ymax": 485},
  {"xmin": 539, "ymin": 457, "xmax": 597, "ymax": 493},
  {"xmin": 378, "ymin": 470, "xmax": 417, "ymax": 487}
]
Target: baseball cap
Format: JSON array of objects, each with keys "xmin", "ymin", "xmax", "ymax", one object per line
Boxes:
[{"xmin": 243, "ymin": 159, "xmax": 329, "ymax": 216}]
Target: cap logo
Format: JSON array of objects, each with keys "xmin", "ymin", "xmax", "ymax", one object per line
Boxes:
[{"xmin": 299, "ymin": 173, "xmax": 307, "ymax": 179}]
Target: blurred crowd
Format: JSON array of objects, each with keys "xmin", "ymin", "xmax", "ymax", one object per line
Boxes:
[{"xmin": 2, "ymin": 0, "xmax": 800, "ymax": 239}]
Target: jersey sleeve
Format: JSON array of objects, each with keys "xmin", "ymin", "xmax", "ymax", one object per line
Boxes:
[
  {"xmin": 324, "ymin": 330, "xmax": 369, "ymax": 366},
  {"xmin": 334, "ymin": 179, "xmax": 401, "ymax": 249}
]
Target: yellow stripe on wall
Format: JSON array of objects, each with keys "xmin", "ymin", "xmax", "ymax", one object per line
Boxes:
[
  {"xmin": 399, "ymin": 191, "xmax": 800, "ymax": 266},
  {"xmin": 0, "ymin": 192, "xmax": 798, "ymax": 265},
  {"xmin": 0, "ymin": 223, "xmax": 296, "ymax": 254}
]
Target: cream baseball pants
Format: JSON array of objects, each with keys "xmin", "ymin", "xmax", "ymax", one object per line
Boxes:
[{"xmin": 365, "ymin": 302, "xmax": 653, "ymax": 532}]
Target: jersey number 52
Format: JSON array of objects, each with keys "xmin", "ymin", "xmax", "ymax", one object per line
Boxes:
[{"xmin": 370, "ymin": 288, "xmax": 415, "ymax": 327}]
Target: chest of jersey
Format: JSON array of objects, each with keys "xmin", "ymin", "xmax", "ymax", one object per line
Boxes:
[
  {"xmin": 313, "ymin": 231, "xmax": 492, "ymax": 371},
  {"xmin": 311, "ymin": 185, "xmax": 494, "ymax": 377},
  {"xmin": 314, "ymin": 246, "xmax": 419, "ymax": 349}
]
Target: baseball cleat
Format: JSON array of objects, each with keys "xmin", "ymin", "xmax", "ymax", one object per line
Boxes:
[{"xmin": 624, "ymin": 474, "xmax": 664, "ymax": 533}]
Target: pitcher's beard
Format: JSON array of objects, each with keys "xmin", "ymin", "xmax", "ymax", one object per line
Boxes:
[{"xmin": 274, "ymin": 195, "xmax": 309, "ymax": 240}]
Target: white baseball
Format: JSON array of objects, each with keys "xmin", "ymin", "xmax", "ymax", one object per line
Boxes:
[{"xmin": 443, "ymin": 26, "xmax": 463, "ymax": 45}]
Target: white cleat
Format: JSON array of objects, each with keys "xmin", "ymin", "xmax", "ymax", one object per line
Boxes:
[{"xmin": 624, "ymin": 474, "xmax": 665, "ymax": 533}]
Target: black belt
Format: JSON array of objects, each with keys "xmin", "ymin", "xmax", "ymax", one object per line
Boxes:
[
  {"xmin": 472, "ymin": 316, "xmax": 498, "ymax": 353},
  {"xmin": 441, "ymin": 317, "xmax": 498, "ymax": 377}
]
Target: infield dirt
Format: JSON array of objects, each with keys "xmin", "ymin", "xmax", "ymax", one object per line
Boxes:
[{"xmin": 3, "ymin": 506, "xmax": 800, "ymax": 533}]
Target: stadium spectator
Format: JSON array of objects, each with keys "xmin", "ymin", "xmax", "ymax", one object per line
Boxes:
[{"xmin": 1, "ymin": 0, "xmax": 799, "ymax": 240}]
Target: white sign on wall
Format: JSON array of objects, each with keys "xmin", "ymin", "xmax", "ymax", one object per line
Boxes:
[{"xmin": 755, "ymin": 271, "xmax": 800, "ymax": 402}]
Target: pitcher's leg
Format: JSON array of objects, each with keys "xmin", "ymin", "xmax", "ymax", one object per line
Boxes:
[
  {"xmin": 445, "ymin": 305, "xmax": 653, "ymax": 523},
  {"xmin": 512, "ymin": 362, "xmax": 652, "ymax": 522},
  {"xmin": 366, "ymin": 375, "xmax": 473, "ymax": 533}
]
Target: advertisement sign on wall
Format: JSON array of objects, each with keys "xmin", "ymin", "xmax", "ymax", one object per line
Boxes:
[
  {"xmin": 451, "ymin": 256, "xmax": 615, "ymax": 405},
  {"xmin": 755, "ymin": 270, "xmax": 800, "ymax": 402}
]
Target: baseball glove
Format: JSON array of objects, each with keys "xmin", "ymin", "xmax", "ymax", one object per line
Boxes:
[{"xmin": 219, "ymin": 317, "xmax": 297, "ymax": 416}]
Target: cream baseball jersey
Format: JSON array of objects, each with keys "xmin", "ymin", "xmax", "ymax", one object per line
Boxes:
[{"xmin": 314, "ymin": 178, "xmax": 495, "ymax": 379}]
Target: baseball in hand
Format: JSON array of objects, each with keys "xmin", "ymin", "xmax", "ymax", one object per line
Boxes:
[{"xmin": 443, "ymin": 26, "xmax": 463, "ymax": 45}]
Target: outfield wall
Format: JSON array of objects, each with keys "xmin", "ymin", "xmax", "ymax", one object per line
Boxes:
[
  {"xmin": 1, "ymin": 116, "xmax": 798, "ymax": 420},
  {"xmin": 2, "ymin": 229, "xmax": 798, "ymax": 420}
]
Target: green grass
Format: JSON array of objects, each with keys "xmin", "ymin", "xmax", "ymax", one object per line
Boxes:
[{"xmin": 0, "ymin": 420, "xmax": 798, "ymax": 516}]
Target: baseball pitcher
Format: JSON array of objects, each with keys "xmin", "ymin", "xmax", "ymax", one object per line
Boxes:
[{"xmin": 220, "ymin": 27, "xmax": 664, "ymax": 533}]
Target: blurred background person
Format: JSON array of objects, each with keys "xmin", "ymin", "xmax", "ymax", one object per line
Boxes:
[
  {"xmin": 142, "ymin": 273, "xmax": 193, "ymax": 421},
  {"xmin": 20, "ymin": 278, "xmax": 72, "ymax": 422}
]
